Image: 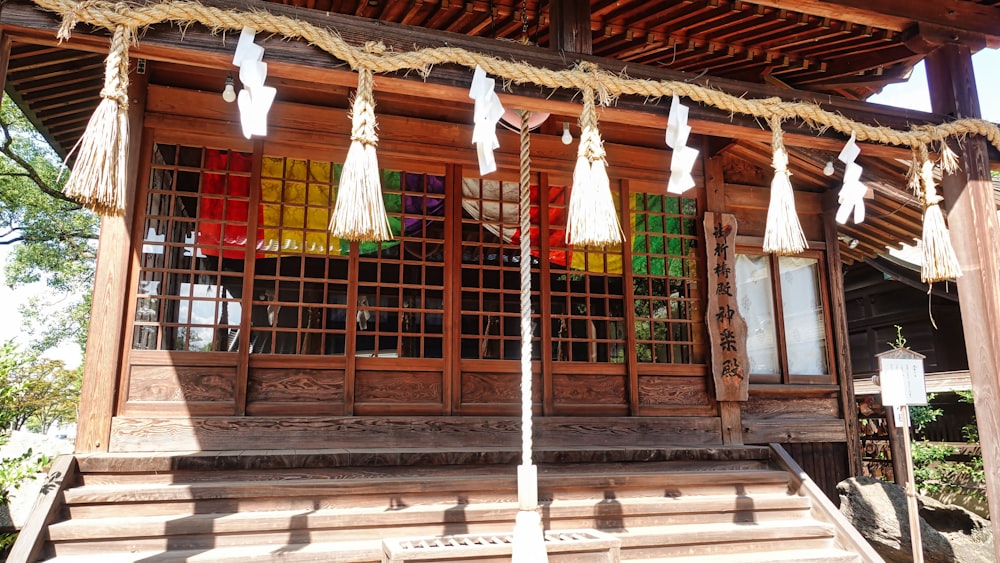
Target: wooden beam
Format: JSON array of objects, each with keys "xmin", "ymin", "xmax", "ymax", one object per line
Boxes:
[
  {"xmin": 74, "ymin": 61, "xmax": 146, "ymax": 453},
  {"xmin": 925, "ymin": 42, "xmax": 1000, "ymax": 563},
  {"xmin": 903, "ymin": 22, "xmax": 987, "ymax": 55},
  {"xmin": 0, "ymin": 29, "xmax": 11, "ymax": 94},
  {"xmin": 549, "ymin": 0, "xmax": 592, "ymax": 55},
  {"xmin": 855, "ymin": 370, "xmax": 972, "ymax": 395},
  {"xmin": 746, "ymin": 0, "xmax": 1000, "ymax": 46}
]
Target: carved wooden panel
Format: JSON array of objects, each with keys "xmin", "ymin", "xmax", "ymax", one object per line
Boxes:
[
  {"xmin": 637, "ymin": 376, "xmax": 710, "ymax": 406},
  {"xmin": 460, "ymin": 371, "xmax": 542, "ymax": 404},
  {"xmin": 355, "ymin": 371, "xmax": 442, "ymax": 404},
  {"xmin": 247, "ymin": 368, "xmax": 344, "ymax": 403},
  {"xmin": 127, "ymin": 365, "xmax": 235, "ymax": 403},
  {"xmin": 552, "ymin": 374, "xmax": 626, "ymax": 405}
]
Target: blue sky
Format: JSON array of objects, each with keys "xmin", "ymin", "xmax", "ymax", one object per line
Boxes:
[
  {"xmin": 1, "ymin": 48, "xmax": 998, "ymax": 369},
  {"xmin": 868, "ymin": 48, "xmax": 999, "ymax": 122}
]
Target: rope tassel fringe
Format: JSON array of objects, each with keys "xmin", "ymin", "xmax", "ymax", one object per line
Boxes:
[
  {"xmin": 763, "ymin": 116, "xmax": 807, "ymax": 255},
  {"xmin": 329, "ymin": 65, "xmax": 392, "ymax": 242},
  {"xmin": 915, "ymin": 146, "xmax": 962, "ymax": 283},
  {"xmin": 61, "ymin": 25, "xmax": 132, "ymax": 216},
  {"xmin": 566, "ymin": 85, "xmax": 623, "ymax": 247}
]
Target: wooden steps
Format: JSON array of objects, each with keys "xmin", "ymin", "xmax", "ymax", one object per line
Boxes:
[
  {"xmin": 21, "ymin": 446, "xmax": 878, "ymax": 562},
  {"xmin": 647, "ymin": 548, "xmax": 861, "ymax": 562}
]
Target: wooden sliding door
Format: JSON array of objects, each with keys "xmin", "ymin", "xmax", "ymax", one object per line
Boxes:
[{"xmin": 122, "ymin": 128, "xmax": 711, "ymax": 419}]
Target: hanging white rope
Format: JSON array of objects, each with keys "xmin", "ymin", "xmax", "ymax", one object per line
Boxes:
[{"xmin": 511, "ymin": 109, "xmax": 547, "ymax": 563}]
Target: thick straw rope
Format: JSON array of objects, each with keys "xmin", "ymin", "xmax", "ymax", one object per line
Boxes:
[
  {"xmin": 37, "ymin": 0, "xmax": 1000, "ymax": 156},
  {"xmin": 510, "ymin": 109, "xmax": 547, "ymax": 563},
  {"xmin": 517, "ymin": 110, "xmax": 534, "ymax": 482},
  {"xmin": 60, "ymin": 23, "xmax": 132, "ymax": 215},
  {"xmin": 329, "ymin": 62, "xmax": 392, "ymax": 242}
]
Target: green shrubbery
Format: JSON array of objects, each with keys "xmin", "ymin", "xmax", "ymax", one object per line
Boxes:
[{"xmin": 911, "ymin": 390, "xmax": 985, "ymax": 503}]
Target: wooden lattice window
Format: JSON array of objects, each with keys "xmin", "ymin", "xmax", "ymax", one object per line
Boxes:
[
  {"xmin": 133, "ymin": 144, "xmax": 250, "ymax": 352},
  {"xmin": 631, "ymin": 193, "xmax": 704, "ymax": 364},
  {"xmin": 459, "ymin": 178, "xmax": 541, "ymax": 360},
  {"xmin": 250, "ymin": 156, "xmax": 350, "ymax": 355},
  {"xmin": 547, "ymin": 184, "xmax": 627, "ymax": 363},
  {"xmin": 354, "ymin": 171, "xmax": 446, "ymax": 358}
]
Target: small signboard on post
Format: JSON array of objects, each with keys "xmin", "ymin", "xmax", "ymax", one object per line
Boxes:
[
  {"xmin": 878, "ymin": 349, "xmax": 927, "ymax": 408},
  {"xmin": 876, "ymin": 346, "xmax": 927, "ymax": 563}
]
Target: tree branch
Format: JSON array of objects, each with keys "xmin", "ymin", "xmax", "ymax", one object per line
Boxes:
[
  {"xmin": 0, "ymin": 117, "xmax": 80, "ymax": 207},
  {"xmin": 0, "ymin": 236, "xmax": 26, "ymax": 246}
]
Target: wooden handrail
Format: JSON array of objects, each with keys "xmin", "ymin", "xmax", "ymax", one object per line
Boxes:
[
  {"xmin": 770, "ymin": 443, "xmax": 885, "ymax": 563},
  {"xmin": 7, "ymin": 455, "xmax": 78, "ymax": 563}
]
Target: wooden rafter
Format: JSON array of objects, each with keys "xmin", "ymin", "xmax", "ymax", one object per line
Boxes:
[{"xmin": 746, "ymin": 0, "xmax": 1000, "ymax": 45}]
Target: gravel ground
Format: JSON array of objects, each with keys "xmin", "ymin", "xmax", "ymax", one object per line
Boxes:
[{"xmin": 0, "ymin": 430, "xmax": 75, "ymax": 529}]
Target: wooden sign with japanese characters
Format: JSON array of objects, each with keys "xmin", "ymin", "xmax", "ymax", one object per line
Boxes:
[{"xmin": 704, "ymin": 212, "xmax": 749, "ymax": 401}]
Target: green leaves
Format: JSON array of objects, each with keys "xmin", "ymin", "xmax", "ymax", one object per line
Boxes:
[
  {"xmin": 1, "ymin": 94, "xmax": 98, "ymax": 354},
  {"xmin": 0, "ymin": 341, "xmax": 80, "ymax": 433}
]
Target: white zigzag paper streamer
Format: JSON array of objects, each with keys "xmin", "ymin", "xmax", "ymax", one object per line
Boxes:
[
  {"xmin": 469, "ymin": 66, "xmax": 505, "ymax": 175},
  {"xmin": 836, "ymin": 132, "xmax": 867, "ymax": 224},
  {"xmin": 233, "ymin": 27, "xmax": 276, "ymax": 139},
  {"xmin": 665, "ymin": 95, "xmax": 699, "ymax": 194}
]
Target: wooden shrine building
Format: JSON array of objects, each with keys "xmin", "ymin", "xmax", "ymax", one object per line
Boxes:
[{"xmin": 2, "ymin": 1, "xmax": 999, "ymax": 561}]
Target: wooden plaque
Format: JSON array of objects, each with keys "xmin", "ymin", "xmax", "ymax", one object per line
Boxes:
[{"xmin": 704, "ymin": 212, "xmax": 750, "ymax": 401}]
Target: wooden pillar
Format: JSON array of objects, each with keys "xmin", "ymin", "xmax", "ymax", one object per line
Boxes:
[
  {"xmin": 549, "ymin": 0, "xmax": 591, "ymax": 55},
  {"xmin": 884, "ymin": 408, "xmax": 911, "ymax": 486},
  {"xmin": 75, "ymin": 59, "xmax": 147, "ymax": 453},
  {"xmin": 823, "ymin": 192, "xmax": 862, "ymax": 476},
  {"xmin": 0, "ymin": 32, "xmax": 11, "ymax": 93},
  {"xmin": 925, "ymin": 43, "xmax": 1000, "ymax": 561},
  {"xmin": 704, "ymin": 148, "xmax": 743, "ymax": 445}
]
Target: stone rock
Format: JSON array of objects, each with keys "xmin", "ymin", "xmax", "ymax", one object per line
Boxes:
[{"xmin": 838, "ymin": 476, "xmax": 994, "ymax": 563}]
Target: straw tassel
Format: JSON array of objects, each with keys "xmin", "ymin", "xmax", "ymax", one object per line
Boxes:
[
  {"xmin": 763, "ymin": 116, "xmax": 807, "ymax": 255},
  {"xmin": 915, "ymin": 145, "xmax": 962, "ymax": 283},
  {"xmin": 566, "ymin": 85, "xmax": 623, "ymax": 247},
  {"xmin": 329, "ymin": 64, "xmax": 392, "ymax": 242},
  {"xmin": 905, "ymin": 149, "xmax": 922, "ymax": 193},
  {"xmin": 61, "ymin": 25, "xmax": 132, "ymax": 216},
  {"xmin": 938, "ymin": 139, "xmax": 961, "ymax": 175}
]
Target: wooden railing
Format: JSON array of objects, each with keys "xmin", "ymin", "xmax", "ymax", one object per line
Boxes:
[
  {"xmin": 770, "ymin": 443, "xmax": 885, "ymax": 563},
  {"xmin": 7, "ymin": 455, "xmax": 78, "ymax": 563}
]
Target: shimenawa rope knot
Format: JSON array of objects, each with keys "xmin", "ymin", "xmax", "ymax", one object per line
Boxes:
[
  {"xmin": 763, "ymin": 115, "xmax": 807, "ymax": 255},
  {"xmin": 60, "ymin": 23, "xmax": 133, "ymax": 216}
]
